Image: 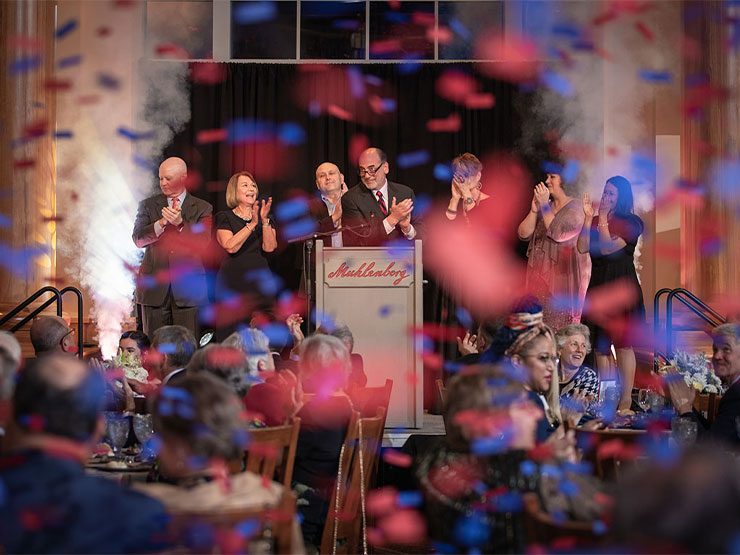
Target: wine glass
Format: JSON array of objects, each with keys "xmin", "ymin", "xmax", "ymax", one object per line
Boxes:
[
  {"xmin": 133, "ymin": 414, "xmax": 154, "ymax": 445},
  {"xmin": 647, "ymin": 390, "xmax": 665, "ymax": 414},
  {"xmin": 671, "ymin": 417, "xmax": 698, "ymax": 446},
  {"xmin": 637, "ymin": 389, "xmax": 651, "ymax": 412},
  {"xmin": 105, "ymin": 412, "xmax": 130, "ymax": 460}
]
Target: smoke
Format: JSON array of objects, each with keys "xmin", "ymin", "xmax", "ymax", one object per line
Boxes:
[{"xmin": 56, "ymin": 2, "xmax": 191, "ymax": 357}]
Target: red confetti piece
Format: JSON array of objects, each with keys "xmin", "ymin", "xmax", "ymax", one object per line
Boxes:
[
  {"xmin": 77, "ymin": 94, "xmax": 100, "ymax": 105},
  {"xmin": 96, "ymin": 26, "xmax": 112, "ymax": 37},
  {"xmin": 592, "ymin": 9, "xmax": 618, "ymax": 26},
  {"xmin": 420, "ymin": 353, "xmax": 442, "ymax": 370},
  {"xmin": 436, "ymin": 69, "xmax": 478, "ymax": 104},
  {"xmin": 370, "ymin": 39, "xmax": 402, "ymax": 55},
  {"xmin": 527, "ymin": 444, "xmax": 554, "ymax": 462},
  {"xmin": 327, "ymin": 104, "xmax": 352, "ymax": 121},
  {"xmin": 606, "ymin": 145, "xmax": 619, "ymax": 157},
  {"xmin": 464, "ymin": 92, "xmax": 495, "ymax": 109},
  {"xmin": 196, "ymin": 128, "xmax": 228, "ymax": 144},
  {"xmin": 42, "ymin": 216, "xmax": 64, "ymax": 223},
  {"xmin": 634, "ymin": 21, "xmax": 654, "ymax": 41},
  {"xmin": 596, "ymin": 439, "xmax": 641, "ymax": 460},
  {"xmin": 411, "ymin": 12, "xmax": 435, "ymax": 27},
  {"xmin": 382, "ymin": 449, "xmax": 412, "ymax": 468},
  {"xmin": 8, "ymin": 34, "xmax": 44, "ymax": 53},
  {"xmin": 113, "ymin": 0, "xmax": 136, "ymax": 8},
  {"xmin": 20, "ymin": 509, "xmax": 43, "ymax": 531},
  {"xmin": 557, "ymin": 140, "xmax": 596, "ymax": 162},
  {"xmin": 377, "ymin": 509, "xmax": 427, "ymax": 545},
  {"xmin": 474, "ymin": 33, "xmax": 540, "ymax": 83},
  {"xmin": 44, "ymin": 78, "xmax": 72, "ymax": 91},
  {"xmin": 348, "ymin": 133, "xmax": 370, "ymax": 165},
  {"xmin": 426, "ymin": 113, "xmax": 461, "ymax": 133},
  {"xmin": 190, "ymin": 62, "xmax": 227, "ymax": 84},
  {"xmin": 367, "ymin": 487, "xmax": 399, "ymax": 517},
  {"xmin": 14, "ymin": 159, "xmax": 35, "ymax": 169},
  {"xmin": 427, "ymin": 26, "xmax": 453, "ymax": 45},
  {"xmin": 155, "ymin": 43, "xmax": 189, "ymax": 58},
  {"xmin": 550, "ymin": 536, "xmax": 578, "ymax": 551},
  {"xmin": 23, "ymin": 118, "xmax": 48, "ymax": 137}
]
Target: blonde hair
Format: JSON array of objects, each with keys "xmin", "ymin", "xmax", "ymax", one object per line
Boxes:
[
  {"xmin": 225, "ymin": 171, "xmax": 257, "ymax": 209},
  {"xmin": 512, "ymin": 329, "xmax": 562, "ymax": 427}
]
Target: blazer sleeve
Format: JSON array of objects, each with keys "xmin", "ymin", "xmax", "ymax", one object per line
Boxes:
[
  {"xmin": 132, "ymin": 199, "xmax": 159, "ymax": 248},
  {"xmin": 340, "ymin": 193, "xmax": 364, "ymax": 247}
]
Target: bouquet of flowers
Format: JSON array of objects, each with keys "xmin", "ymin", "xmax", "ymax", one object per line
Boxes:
[
  {"xmin": 109, "ymin": 349, "xmax": 149, "ymax": 384},
  {"xmin": 659, "ymin": 350, "xmax": 723, "ymax": 395}
]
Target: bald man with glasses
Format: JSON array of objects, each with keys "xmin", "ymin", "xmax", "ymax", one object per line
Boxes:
[{"xmin": 340, "ymin": 147, "xmax": 422, "ymax": 247}]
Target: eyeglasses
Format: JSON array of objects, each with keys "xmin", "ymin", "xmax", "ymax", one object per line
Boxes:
[
  {"xmin": 358, "ymin": 164, "xmax": 383, "ymax": 177},
  {"xmin": 59, "ymin": 327, "xmax": 75, "ymax": 346}
]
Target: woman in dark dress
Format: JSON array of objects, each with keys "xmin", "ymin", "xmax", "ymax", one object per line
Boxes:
[
  {"xmin": 578, "ymin": 175, "xmax": 645, "ymax": 413},
  {"xmin": 215, "ymin": 171, "xmax": 277, "ymax": 339}
]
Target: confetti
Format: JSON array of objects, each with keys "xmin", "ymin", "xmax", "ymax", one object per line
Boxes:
[
  {"xmin": 233, "ymin": 1, "xmax": 278, "ymax": 24},
  {"xmin": 55, "ymin": 19, "xmax": 78, "ymax": 39},
  {"xmin": 196, "ymin": 128, "xmax": 228, "ymax": 144},
  {"xmin": 191, "ymin": 63, "xmax": 227, "ymax": 84},
  {"xmin": 464, "ymin": 93, "xmax": 495, "ymax": 109},
  {"xmin": 397, "ymin": 150, "xmax": 430, "ymax": 169},
  {"xmin": 117, "ymin": 127, "xmax": 155, "ymax": 141},
  {"xmin": 9, "ymin": 55, "xmax": 41, "ymax": 74},
  {"xmin": 427, "ymin": 113, "xmax": 462, "ymax": 133},
  {"xmin": 57, "ymin": 54, "xmax": 82, "ymax": 68},
  {"xmin": 96, "ymin": 73, "xmax": 121, "ymax": 90}
]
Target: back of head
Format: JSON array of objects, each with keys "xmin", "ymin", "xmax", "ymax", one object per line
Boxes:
[
  {"xmin": 13, "ymin": 355, "xmax": 105, "ymax": 442},
  {"xmin": 613, "ymin": 447, "xmax": 740, "ymax": 553},
  {"xmin": 153, "ymin": 373, "xmax": 246, "ymax": 462},
  {"xmin": 316, "ymin": 321, "xmax": 355, "ymax": 353},
  {"xmin": 222, "ymin": 327, "xmax": 272, "ymax": 374},
  {"xmin": 298, "ymin": 334, "xmax": 350, "ymax": 395},
  {"xmin": 30, "ymin": 316, "xmax": 71, "ymax": 355},
  {"xmin": 152, "ymin": 325, "xmax": 196, "ymax": 370},
  {"xmin": 186, "ymin": 344, "xmax": 251, "ymax": 397},
  {"xmin": 0, "ymin": 331, "xmax": 22, "ymax": 400}
]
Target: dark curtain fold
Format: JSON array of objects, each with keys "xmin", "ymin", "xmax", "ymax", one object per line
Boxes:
[{"xmin": 164, "ymin": 62, "xmax": 529, "ymax": 410}]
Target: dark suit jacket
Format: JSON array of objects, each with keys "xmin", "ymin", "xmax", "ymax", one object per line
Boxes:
[
  {"xmin": 133, "ymin": 192, "xmax": 213, "ymax": 307},
  {"xmin": 308, "ymin": 196, "xmax": 337, "ymax": 247},
  {"xmin": 703, "ymin": 380, "xmax": 740, "ymax": 445},
  {"xmin": 0, "ymin": 449, "xmax": 170, "ymax": 553},
  {"xmin": 340, "ymin": 181, "xmax": 422, "ymax": 247}
]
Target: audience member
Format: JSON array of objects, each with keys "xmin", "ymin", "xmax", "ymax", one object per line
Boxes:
[
  {"xmin": 186, "ymin": 343, "xmax": 252, "ymax": 397},
  {"xmin": 29, "ymin": 315, "xmax": 76, "ymax": 357},
  {"xmin": 149, "ymin": 325, "xmax": 197, "ymax": 386},
  {"xmin": 556, "ymin": 323, "xmax": 599, "ymax": 421},
  {"xmin": 666, "ymin": 323, "xmax": 740, "ymax": 446},
  {"xmin": 316, "ymin": 320, "xmax": 367, "ymax": 388},
  {"xmin": 223, "ymin": 327, "xmax": 273, "ymax": 375},
  {"xmin": 119, "ymin": 330, "xmax": 151, "ymax": 359},
  {"xmin": 292, "ymin": 334, "xmax": 355, "ymax": 547},
  {"xmin": 0, "ymin": 354, "xmax": 169, "ymax": 552},
  {"xmin": 0, "ymin": 331, "xmax": 21, "ymax": 401}
]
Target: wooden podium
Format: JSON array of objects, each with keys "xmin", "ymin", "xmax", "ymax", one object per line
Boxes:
[{"xmin": 315, "ymin": 240, "xmax": 423, "ymax": 428}]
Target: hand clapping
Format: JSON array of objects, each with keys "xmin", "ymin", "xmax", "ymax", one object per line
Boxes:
[
  {"xmin": 533, "ymin": 182, "xmax": 550, "ymax": 209},
  {"xmin": 161, "ymin": 205, "xmax": 183, "ymax": 227},
  {"xmin": 582, "ymin": 193, "xmax": 594, "ymax": 218},
  {"xmin": 389, "ymin": 197, "xmax": 413, "ymax": 231}
]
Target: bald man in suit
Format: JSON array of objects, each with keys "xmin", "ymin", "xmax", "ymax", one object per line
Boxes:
[{"xmin": 133, "ymin": 157, "xmax": 213, "ymax": 337}]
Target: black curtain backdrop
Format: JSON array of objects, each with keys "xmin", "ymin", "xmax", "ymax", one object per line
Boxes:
[{"xmin": 163, "ymin": 62, "xmax": 538, "ymax": 410}]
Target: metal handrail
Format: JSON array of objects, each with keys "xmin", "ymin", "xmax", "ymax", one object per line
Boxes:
[
  {"xmin": 663, "ymin": 288, "xmax": 725, "ymax": 355},
  {"xmin": 0, "ymin": 286, "xmax": 84, "ymax": 358}
]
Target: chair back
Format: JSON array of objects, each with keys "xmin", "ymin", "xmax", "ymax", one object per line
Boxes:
[
  {"xmin": 168, "ymin": 488, "xmax": 297, "ymax": 554},
  {"xmin": 320, "ymin": 407, "xmax": 386, "ymax": 555},
  {"xmin": 227, "ymin": 418, "xmax": 301, "ymax": 489},
  {"xmin": 575, "ymin": 427, "xmax": 647, "ymax": 482},
  {"xmin": 436, "ymin": 378, "xmax": 447, "ymax": 407},
  {"xmin": 349, "ymin": 379, "xmax": 393, "ymax": 422},
  {"xmin": 693, "ymin": 392, "xmax": 721, "ymax": 422},
  {"xmin": 522, "ymin": 492, "xmax": 603, "ymax": 549}
]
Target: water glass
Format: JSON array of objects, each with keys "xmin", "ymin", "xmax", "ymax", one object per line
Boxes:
[
  {"xmin": 648, "ymin": 390, "xmax": 665, "ymax": 413},
  {"xmin": 133, "ymin": 414, "xmax": 154, "ymax": 445},
  {"xmin": 671, "ymin": 417, "xmax": 698, "ymax": 446},
  {"xmin": 105, "ymin": 412, "xmax": 130, "ymax": 459},
  {"xmin": 637, "ymin": 389, "xmax": 651, "ymax": 412}
]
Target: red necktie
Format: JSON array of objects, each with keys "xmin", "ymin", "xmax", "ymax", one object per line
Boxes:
[
  {"xmin": 376, "ymin": 191, "xmax": 388, "ymax": 216},
  {"xmin": 171, "ymin": 197, "xmax": 179, "ymax": 210}
]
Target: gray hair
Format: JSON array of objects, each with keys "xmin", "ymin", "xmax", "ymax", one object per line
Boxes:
[
  {"xmin": 298, "ymin": 334, "xmax": 350, "ymax": 393},
  {"xmin": 712, "ymin": 323, "xmax": 740, "ymax": 346},
  {"xmin": 316, "ymin": 321, "xmax": 354, "ymax": 353},
  {"xmin": 555, "ymin": 323, "xmax": 592, "ymax": 353},
  {"xmin": 152, "ymin": 325, "xmax": 197, "ymax": 369},
  {"xmin": 223, "ymin": 328, "xmax": 271, "ymax": 375},
  {"xmin": 0, "ymin": 332, "xmax": 21, "ymax": 400},
  {"xmin": 186, "ymin": 344, "xmax": 251, "ymax": 397}
]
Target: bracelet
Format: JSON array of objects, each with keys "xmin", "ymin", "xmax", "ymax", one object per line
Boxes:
[
  {"xmin": 597, "ymin": 222, "xmax": 609, "ymax": 228},
  {"xmin": 446, "ymin": 208, "xmax": 458, "ymax": 214},
  {"xmin": 262, "ymin": 220, "xmax": 271, "ymax": 226}
]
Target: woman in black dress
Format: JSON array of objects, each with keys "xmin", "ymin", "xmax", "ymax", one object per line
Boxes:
[
  {"xmin": 578, "ymin": 175, "xmax": 645, "ymax": 413},
  {"xmin": 215, "ymin": 171, "xmax": 277, "ymax": 338}
]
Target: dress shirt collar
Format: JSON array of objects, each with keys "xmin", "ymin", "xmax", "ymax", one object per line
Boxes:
[
  {"xmin": 168, "ymin": 190, "xmax": 187, "ymax": 208},
  {"xmin": 163, "ymin": 367, "xmax": 185, "ymax": 385}
]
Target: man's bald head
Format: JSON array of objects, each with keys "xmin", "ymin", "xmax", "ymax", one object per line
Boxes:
[
  {"xmin": 159, "ymin": 157, "xmax": 188, "ymax": 198},
  {"xmin": 30, "ymin": 316, "xmax": 74, "ymax": 356},
  {"xmin": 13, "ymin": 354, "xmax": 105, "ymax": 441},
  {"xmin": 315, "ymin": 162, "xmax": 344, "ymax": 200}
]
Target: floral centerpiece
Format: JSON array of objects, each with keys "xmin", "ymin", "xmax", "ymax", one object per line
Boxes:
[
  {"xmin": 109, "ymin": 349, "xmax": 149, "ymax": 384},
  {"xmin": 658, "ymin": 350, "xmax": 724, "ymax": 395}
]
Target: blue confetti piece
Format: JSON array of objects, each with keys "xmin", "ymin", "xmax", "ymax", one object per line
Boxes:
[
  {"xmin": 431, "ymin": 541, "xmax": 459, "ymax": 554},
  {"xmin": 385, "ymin": 11, "xmax": 410, "ymax": 24},
  {"xmin": 312, "ymin": 309, "xmax": 336, "ymax": 332},
  {"xmin": 235, "ymin": 518, "xmax": 261, "ymax": 538},
  {"xmin": 347, "ymin": 66, "xmax": 366, "ymax": 98},
  {"xmin": 227, "ymin": 118, "xmax": 274, "ymax": 144},
  {"xmin": 440, "ymin": 359, "xmax": 462, "ymax": 374},
  {"xmin": 332, "ymin": 19, "xmax": 361, "ymax": 30},
  {"xmin": 561, "ymin": 160, "xmax": 580, "ymax": 183},
  {"xmin": 379, "ymin": 305, "xmax": 392, "ymax": 317},
  {"xmin": 471, "ymin": 435, "xmax": 508, "ymax": 456},
  {"xmin": 277, "ymin": 122, "xmax": 305, "ymax": 145},
  {"xmin": 234, "ymin": 1, "xmax": 277, "ymax": 24},
  {"xmin": 232, "ymin": 428, "xmax": 249, "ymax": 448},
  {"xmin": 365, "ymin": 74, "xmax": 383, "ymax": 87},
  {"xmin": 540, "ymin": 68, "xmax": 574, "ymax": 97},
  {"xmin": 187, "ymin": 454, "xmax": 206, "ymax": 469},
  {"xmin": 282, "ymin": 218, "xmax": 318, "ymax": 241},
  {"xmin": 191, "ymin": 222, "xmax": 206, "ymax": 234},
  {"xmin": 245, "ymin": 268, "xmax": 283, "ymax": 296},
  {"xmin": 558, "ymin": 479, "xmax": 580, "ymax": 497},
  {"xmin": 157, "ymin": 342, "xmax": 177, "ymax": 355},
  {"xmin": 448, "ymin": 18, "xmax": 471, "ymax": 40},
  {"xmin": 141, "ymin": 434, "xmax": 162, "ymax": 460},
  {"xmin": 10, "ymin": 56, "xmax": 42, "ymax": 75},
  {"xmin": 54, "ymin": 130, "xmax": 73, "ymax": 139},
  {"xmin": 0, "ymin": 215, "xmax": 10, "ymax": 228},
  {"xmin": 434, "ymin": 163, "xmax": 453, "ymax": 181},
  {"xmin": 631, "ymin": 151, "xmax": 656, "ymax": 179},
  {"xmin": 552, "ymin": 22, "xmax": 581, "ymax": 38},
  {"xmin": 520, "ymin": 460, "xmax": 537, "ymax": 477},
  {"xmin": 258, "ymin": 322, "xmax": 292, "ymax": 346},
  {"xmin": 398, "ymin": 490, "xmax": 423, "ymax": 508},
  {"xmin": 593, "ymin": 520, "xmax": 608, "ymax": 535},
  {"xmin": 397, "ymin": 150, "xmax": 430, "ymax": 169},
  {"xmin": 97, "ymin": 72, "xmax": 120, "ymax": 90},
  {"xmin": 55, "ymin": 19, "xmax": 78, "ymax": 39},
  {"xmin": 541, "ymin": 160, "xmax": 563, "ymax": 175},
  {"xmin": 540, "ymin": 463, "xmax": 563, "ymax": 479},
  {"xmin": 0, "ymin": 243, "xmax": 48, "ymax": 278},
  {"xmin": 117, "ymin": 126, "xmax": 155, "ymax": 141},
  {"xmin": 494, "ymin": 491, "xmax": 522, "ymax": 512},
  {"xmin": 57, "ymin": 55, "xmax": 82, "ymax": 68},
  {"xmin": 158, "ymin": 400, "xmax": 173, "ymax": 416},
  {"xmin": 396, "ymin": 62, "xmax": 421, "ymax": 75},
  {"xmin": 455, "ymin": 307, "xmax": 473, "ymax": 329},
  {"xmin": 132, "ymin": 154, "xmax": 157, "ymax": 171},
  {"xmin": 452, "ymin": 513, "xmax": 490, "ymax": 548},
  {"xmin": 380, "ymin": 98, "xmax": 397, "ymax": 112},
  {"xmin": 639, "ymin": 69, "xmax": 673, "ymax": 83}
]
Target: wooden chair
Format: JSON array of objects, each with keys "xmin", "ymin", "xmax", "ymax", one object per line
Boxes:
[
  {"xmin": 693, "ymin": 392, "xmax": 721, "ymax": 422},
  {"xmin": 320, "ymin": 408, "xmax": 386, "ymax": 555},
  {"xmin": 168, "ymin": 488, "xmax": 298, "ymax": 554},
  {"xmin": 349, "ymin": 379, "xmax": 393, "ymax": 422},
  {"xmin": 227, "ymin": 418, "xmax": 301, "ymax": 489},
  {"xmin": 575, "ymin": 427, "xmax": 647, "ymax": 482},
  {"xmin": 522, "ymin": 492, "xmax": 603, "ymax": 549}
]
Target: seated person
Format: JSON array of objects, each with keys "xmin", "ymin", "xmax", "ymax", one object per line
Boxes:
[
  {"xmin": 0, "ymin": 354, "xmax": 169, "ymax": 553},
  {"xmin": 186, "ymin": 343, "xmax": 252, "ymax": 398},
  {"xmin": 292, "ymin": 334, "xmax": 355, "ymax": 548},
  {"xmin": 555, "ymin": 323, "xmax": 599, "ymax": 420},
  {"xmin": 119, "ymin": 330, "xmax": 151, "ymax": 359},
  {"xmin": 29, "ymin": 315, "xmax": 76, "ymax": 357},
  {"xmin": 666, "ymin": 323, "xmax": 740, "ymax": 446},
  {"xmin": 149, "ymin": 325, "xmax": 197, "ymax": 386},
  {"xmin": 135, "ymin": 373, "xmax": 303, "ymax": 550}
]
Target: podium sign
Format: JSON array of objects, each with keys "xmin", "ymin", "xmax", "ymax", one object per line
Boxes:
[{"xmin": 315, "ymin": 241, "xmax": 423, "ymax": 428}]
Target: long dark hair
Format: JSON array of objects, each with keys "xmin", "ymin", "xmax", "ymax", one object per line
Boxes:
[{"xmin": 606, "ymin": 175, "xmax": 634, "ymax": 216}]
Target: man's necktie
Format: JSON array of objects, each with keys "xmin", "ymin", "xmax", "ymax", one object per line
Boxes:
[
  {"xmin": 376, "ymin": 191, "xmax": 388, "ymax": 216},
  {"xmin": 171, "ymin": 197, "xmax": 179, "ymax": 210}
]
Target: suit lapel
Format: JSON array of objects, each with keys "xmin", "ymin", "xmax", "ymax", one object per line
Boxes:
[
  {"xmin": 180, "ymin": 193, "xmax": 196, "ymax": 222},
  {"xmin": 360, "ymin": 185, "xmax": 385, "ymax": 219}
]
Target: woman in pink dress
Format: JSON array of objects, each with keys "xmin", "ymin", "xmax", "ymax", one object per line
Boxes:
[{"xmin": 517, "ymin": 170, "xmax": 591, "ymax": 330}]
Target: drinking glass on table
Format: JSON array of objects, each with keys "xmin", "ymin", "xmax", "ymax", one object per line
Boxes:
[
  {"xmin": 637, "ymin": 389, "xmax": 651, "ymax": 412},
  {"xmin": 105, "ymin": 412, "xmax": 130, "ymax": 460},
  {"xmin": 133, "ymin": 414, "xmax": 154, "ymax": 444},
  {"xmin": 647, "ymin": 390, "xmax": 665, "ymax": 414},
  {"xmin": 671, "ymin": 416, "xmax": 698, "ymax": 446}
]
